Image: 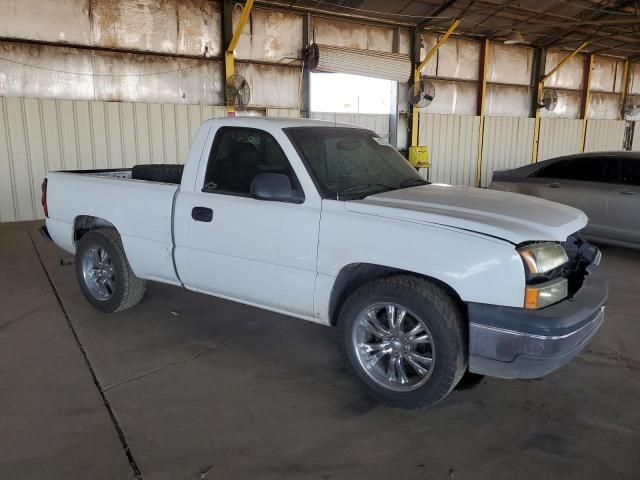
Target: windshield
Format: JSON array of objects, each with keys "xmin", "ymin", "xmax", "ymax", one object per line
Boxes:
[{"xmin": 284, "ymin": 127, "xmax": 427, "ymax": 199}]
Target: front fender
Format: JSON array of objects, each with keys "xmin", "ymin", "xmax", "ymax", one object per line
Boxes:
[{"xmin": 314, "ymin": 201, "xmax": 525, "ymax": 323}]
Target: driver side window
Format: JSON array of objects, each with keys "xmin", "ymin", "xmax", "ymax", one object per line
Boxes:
[{"xmin": 203, "ymin": 127, "xmax": 298, "ymax": 195}]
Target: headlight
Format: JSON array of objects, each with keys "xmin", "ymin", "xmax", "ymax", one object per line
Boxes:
[
  {"xmin": 525, "ymin": 278, "xmax": 568, "ymax": 309},
  {"xmin": 518, "ymin": 242, "xmax": 568, "ymax": 277},
  {"xmin": 519, "ymin": 242, "xmax": 569, "ymax": 309}
]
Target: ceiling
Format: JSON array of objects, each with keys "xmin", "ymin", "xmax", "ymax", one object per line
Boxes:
[{"xmin": 265, "ymin": 0, "xmax": 640, "ymax": 59}]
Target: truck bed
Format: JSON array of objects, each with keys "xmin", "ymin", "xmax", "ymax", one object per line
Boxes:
[
  {"xmin": 60, "ymin": 164, "xmax": 185, "ymax": 185},
  {"xmin": 45, "ymin": 169, "xmax": 182, "ymax": 285}
]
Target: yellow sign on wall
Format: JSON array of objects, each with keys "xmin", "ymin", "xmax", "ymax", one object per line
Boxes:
[{"xmin": 409, "ymin": 146, "xmax": 430, "ymax": 168}]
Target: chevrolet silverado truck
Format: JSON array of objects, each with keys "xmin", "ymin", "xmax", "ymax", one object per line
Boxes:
[{"xmin": 41, "ymin": 117, "xmax": 607, "ymax": 409}]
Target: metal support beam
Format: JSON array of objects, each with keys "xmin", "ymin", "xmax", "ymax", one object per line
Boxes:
[
  {"xmin": 542, "ymin": 41, "xmax": 589, "ymax": 83},
  {"xmin": 531, "ymin": 42, "xmax": 588, "ymax": 163},
  {"xmin": 222, "ymin": 0, "xmax": 233, "ymax": 48},
  {"xmin": 530, "ymin": 47, "xmax": 546, "ymax": 118},
  {"xmin": 225, "ymin": 0, "xmax": 254, "ymax": 115},
  {"xmin": 580, "ymin": 54, "xmax": 594, "ymax": 152},
  {"xmin": 390, "ymin": 27, "xmax": 400, "ymax": 149},
  {"xmin": 302, "ymin": 13, "xmax": 311, "ymax": 118},
  {"xmin": 619, "ymin": 59, "xmax": 630, "ymax": 120},
  {"xmin": 475, "ymin": 38, "xmax": 489, "ymax": 187},
  {"xmin": 411, "ymin": 19, "xmax": 461, "ymax": 148},
  {"xmin": 417, "ymin": 19, "xmax": 461, "ymax": 74}
]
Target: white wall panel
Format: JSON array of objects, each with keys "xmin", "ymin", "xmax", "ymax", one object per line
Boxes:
[
  {"xmin": 584, "ymin": 120, "xmax": 626, "ymax": 152},
  {"xmin": 537, "ymin": 118, "xmax": 583, "ymax": 161},
  {"xmin": 418, "ymin": 113, "xmax": 480, "ymax": 186},
  {"xmin": 310, "ymin": 112, "xmax": 390, "ymax": 139},
  {"xmin": 0, "ymin": 96, "xmax": 225, "ymax": 222},
  {"xmin": 632, "ymin": 122, "xmax": 640, "ymax": 151},
  {"xmin": 266, "ymin": 108, "xmax": 301, "ymax": 118},
  {"xmin": 234, "ymin": 9, "xmax": 302, "ymax": 64},
  {"xmin": 481, "ymin": 116, "xmax": 535, "ymax": 187},
  {"xmin": 0, "ymin": 0, "xmax": 222, "ymax": 57}
]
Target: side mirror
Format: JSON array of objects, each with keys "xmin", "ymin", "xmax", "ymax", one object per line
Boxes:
[{"xmin": 250, "ymin": 173, "xmax": 304, "ymax": 204}]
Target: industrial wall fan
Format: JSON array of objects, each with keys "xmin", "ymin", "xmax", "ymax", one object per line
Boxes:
[
  {"xmin": 226, "ymin": 74, "xmax": 250, "ymax": 110},
  {"xmin": 624, "ymin": 99, "xmax": 640, "ymax": 117},
  {"xmin": 408, "ymin": 79, "xmax": 436, "ymax": 108},
  {"xmin": 539, "ymin": 88, "xmax": 558, "ymax": 112}
]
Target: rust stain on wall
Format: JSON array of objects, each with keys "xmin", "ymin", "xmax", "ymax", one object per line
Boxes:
[{"xmin": 91, "ymin": 0, "xmax": 121, "ymax": 49}]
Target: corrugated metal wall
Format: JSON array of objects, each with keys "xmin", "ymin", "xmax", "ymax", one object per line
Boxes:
[
  {"xmin": 0, "ymin": 96, "xmax": 227, "ymax": 222},
  {"xmin": 418, "ymin": 116, "xmax": 628, "ymax": 187},
  {"xmin": 310, "ymin": 112, "xmax": 390, "ymax": 139},
  {"xmin": 418, "ymin": 113, "xmax": 480, "ymax": 186},
  {"xmin": 584, "ymin": 119, "xmax": 626, "ymax": 152},
  {"xmin": 537, "ymin": 118, "xmax": 583, "ymax": 161},
  {"xmin": 481, "ymin": 116, "xmax": 535, "ymax": 187}
]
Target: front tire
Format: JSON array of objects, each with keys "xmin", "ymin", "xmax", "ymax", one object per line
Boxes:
[
  {"xmin": 75, "ymin": 228, "xmax": 146, "ymax": 313},
  {"xmin": 338, "ymin": 275, "xmax": 467, "ymax": 409}
]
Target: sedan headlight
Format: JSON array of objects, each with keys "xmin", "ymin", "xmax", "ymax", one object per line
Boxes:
[
  {"xmin": 518, "ymin": 242, "xmax": 569, "ymax": 309},
  {"xmin": 518, "ymin": 242, "xmax": 568, "ymax": 277}
]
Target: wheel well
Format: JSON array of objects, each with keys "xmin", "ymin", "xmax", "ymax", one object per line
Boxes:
[
  {"xmin": 328, "ymin": 263, "xmax": 466, "ymax": 326},
  {"xmin": 73, "ymin": 215, "xmax": 116, "ymax": 242}
]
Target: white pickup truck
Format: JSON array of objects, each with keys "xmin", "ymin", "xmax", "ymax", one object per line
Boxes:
[{"xmin": 41, "ymin": 117, "xmax": 607, "ymax": 409}]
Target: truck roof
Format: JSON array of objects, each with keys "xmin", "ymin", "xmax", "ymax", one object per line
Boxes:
[{"xmin": 201, "ymin": 116, "xmax": 365, "ymax": 131}]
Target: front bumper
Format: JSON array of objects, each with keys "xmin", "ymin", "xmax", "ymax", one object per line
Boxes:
[{"xmin": 468, "ymin": 263, "xmax": 607, "ymax": 379}]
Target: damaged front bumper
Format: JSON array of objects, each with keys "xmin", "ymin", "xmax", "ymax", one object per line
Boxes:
[{"xmin": 468, "ymin": 248, "xmax": 607, "ymax": 380}]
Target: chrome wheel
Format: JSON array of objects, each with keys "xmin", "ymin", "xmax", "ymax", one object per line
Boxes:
[
  {"xmin": 352, "ymin": 303, "xmax": 435, "ymax": 392},
  {"xmin": 81, "ymin": 245, "xmax": 116, "ymax": 301}
]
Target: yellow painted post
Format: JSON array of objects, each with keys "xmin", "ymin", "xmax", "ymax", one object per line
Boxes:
[
  {"xmin": 410, "ymin": 19, "xmax": 461, "ymax": 168},
  {"xmin": 531, "ymin": 81, "xmax": 543, "ymax": 163},
  {"xmin": 411, "ymin": 19, "xmax": 461, "ymax": 148},
  {"xmin": 532, "ymin": 42, "xmax": 589, "ymax": 163},
  {"xmin": 580, "ymin": 54, "xmax": 594, "ymax": 152},
  {"xmin": 225, "ymin": 0, "xmax": 254, "ymax": 115},
  {"xmin": 411, "ymin": 67, "xmax": 421, "ymax": 147},
  {"xmin": 619, "ymin": 59, "xmax": 630, "ymax": 120},
  {"xmin": 475, "ymin": 38, "xmax": 489, "ymax": 187}
]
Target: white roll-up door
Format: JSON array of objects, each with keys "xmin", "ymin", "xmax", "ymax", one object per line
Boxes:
[{"xmin": 308, "ymin": 44, "xmax": 412, "ymax": 83}]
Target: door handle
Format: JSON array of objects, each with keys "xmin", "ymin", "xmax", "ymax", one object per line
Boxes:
[
  {"xmin": 191, "ymin": 207, "xmax": 213, "ymax": 222},
  {"xmin": 618, "ymin": 190, "xmax": 636, "ymax": 195},
  {"xmin": 546, "ymin": 182, "xmax": 562, "ymax": 188}
]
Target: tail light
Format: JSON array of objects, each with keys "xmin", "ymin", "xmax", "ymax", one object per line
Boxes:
[{"xmin": 41, "ymin": 178, "xmax": 48, "ymax": 217}]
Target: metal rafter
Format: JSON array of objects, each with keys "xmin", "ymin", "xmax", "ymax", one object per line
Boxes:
[
  {"xmin": 259, "ymin": 0, "xmax": 640, "ymax": 57},
  {"xmin": 543, "ymin": 0, "xmax": 637, "ymax": 47},
  {"xmin": 417, "ymin": 0, "xmax": 458, "ymax": 28}
]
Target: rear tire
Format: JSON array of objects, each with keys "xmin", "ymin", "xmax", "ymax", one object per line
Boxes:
[
  {"xmin": 337, "ymin": 275, "xmax": 467, "ymax": 409},
  {"xmin": 75, "ymin": 228, "xmax": 146, "ymax": 313}
]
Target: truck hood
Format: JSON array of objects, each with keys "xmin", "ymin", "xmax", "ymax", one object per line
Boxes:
[{"xmin": 346, "ymin": 184, "xmax": 588, "ymax": 244}]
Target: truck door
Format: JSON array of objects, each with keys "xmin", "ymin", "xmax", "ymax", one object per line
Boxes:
[{"xmin": 174, "ymin": 126, "xmax": 321, "ymax": 318}]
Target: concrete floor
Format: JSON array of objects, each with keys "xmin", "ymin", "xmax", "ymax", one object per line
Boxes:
[{"xmin": 1, "ymin": 221, "xmax": 639, "ymax": 480}]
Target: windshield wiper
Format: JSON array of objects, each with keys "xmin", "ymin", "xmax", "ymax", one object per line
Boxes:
[
  {"xmin": 398, "ymin": 178, "xmax": 428, "ymax": 188},
  {"xmin": 337, "ymin": 183, "xmax": 396, "ymax": 197}
]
